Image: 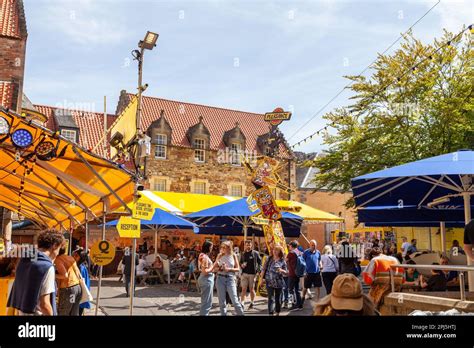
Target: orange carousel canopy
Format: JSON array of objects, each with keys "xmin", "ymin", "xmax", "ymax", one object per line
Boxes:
[{"xmin": 0, "ymin": 107, "xmax": 135, "ymax": 231}]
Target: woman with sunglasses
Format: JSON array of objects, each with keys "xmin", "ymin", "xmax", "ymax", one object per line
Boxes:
[{"xmin": 213, "ymin": 241, "xmax": 245, "ymax": 316}]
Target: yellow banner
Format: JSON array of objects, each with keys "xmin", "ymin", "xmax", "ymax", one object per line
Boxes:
[
  {"xmin": 132, "ymin": 195, "xmax": 155, "ymax": 220},
  {"xmin": 110, "ymin": 95, "xmax": 138, "ymax": 158},
  {"xmin": 117, "ymin": 216, "xmax": 141, "ymax": 238},
  {"xmin": 262, "ymin": 220, "xmax": 288, "ymax": 255},
  {"xmin": 90, "ymin": 240, "xmax": 116, "ymax": 266}
]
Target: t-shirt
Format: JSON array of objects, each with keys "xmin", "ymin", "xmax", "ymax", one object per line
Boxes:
[
  {"xmin": 464, "ymin": 220, "xmax": 474, "ymax": 245},
  {"xmin": 401, "ymin": 242, "xmax": 410, "ymax": 256},
  {"xmin": 241, "ymin": 250, "xmax": 261, "ymax": 275},
  {"xmin": 20, "ymin": 266, "xmax": 55, "ymax": 316},
  {"xmin": 405, "ymin": 270, "xmax": 419, "ymax": 282},
  {"xmin": 303, "ymin": 249, "xmax": 321, "ymax": 273},
  {"xmin": 287, "ymin": 251, "xmax": 297, "ymax": 278},
  {"xmin": 321, "ymin": 254, "xmax": 338, "ymax": 273},
  {"xmin": 426, "ymin": 274, "xmax": 447, "ymax": 291}
]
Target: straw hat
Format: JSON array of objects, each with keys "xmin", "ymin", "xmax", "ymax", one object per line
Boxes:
[{"xmin": 330, "ymin": 273, "xmax": 363, "ymax": 311}]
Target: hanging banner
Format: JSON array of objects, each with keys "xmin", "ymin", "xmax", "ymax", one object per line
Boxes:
[
  {"xmin": 251, "ymin": 156, "xmax": 279, "ymax": 187},
  {"xmin": 117, "ymin": 216, "xmax": 141, "ymax": 238},
  {"xmin": 262, "ymin": 221, "xmax": 288, "ymax": 255},
  {"xmin": 252, "ymin": 186, "xmax": 282, "ymax": 220},
  {"xmin": 256, "ymin": 255, "xmax": 268, "ymax": 297},
  {"xmin": 132, "ymin": 195, "xmax": 155, "ymax": 220},
  {"xmin": 90, "ymin": 240, "xmax": 116, "ymax": 266}
]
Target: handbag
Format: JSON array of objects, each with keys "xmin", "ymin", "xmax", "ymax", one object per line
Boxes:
[
  {"xmin": 79, "ymin": 277, "xmax": 93, "ymax": 304},
  {"xmin": 75, "ymin": 264, "xmax": 93, "ymax": 304}
]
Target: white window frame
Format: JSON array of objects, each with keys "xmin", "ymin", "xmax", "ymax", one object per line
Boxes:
[
  {"xmin": 230, "ymin": 143, "xmax": 241, "ymax": 166},
  {"xmin": 61, "ymin": 129, "xmax": 77, "ymax": 143},
  {"xmin": 194, "ymin": 138, "xmax": 205, "ymax": 163},
  {"xmin": 230, "ymin": 184, "xmax": 243, "ymax": 197},
  {"xmin": 153, "ymin": 178, "xmax": 167, "ymax": 192},
  {"xmin": 194, "ymin": 181, "xmax": 206, "ymax": 194},
  {"xmin": 154, "ymin": 134, "xmax": 167, "ymax": 159}
]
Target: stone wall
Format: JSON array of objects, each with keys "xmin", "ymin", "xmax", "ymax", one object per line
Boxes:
[{"xmin": 145, "ymin": 145, "xmax": 296, "ymax": 199}]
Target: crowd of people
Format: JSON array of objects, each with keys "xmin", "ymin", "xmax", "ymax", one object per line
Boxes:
[{"xmin": 6, "ymin": 230, "xmax": 92, "ymax": 316}]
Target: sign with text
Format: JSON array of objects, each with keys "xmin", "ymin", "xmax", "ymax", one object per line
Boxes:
[
  {"xmin": 264, "ymin": 110, "xmax": 292, "ymax": 126},
  {"xmin": 90, "ymin": 240, "xmax": 116, "ymax": 266},
  {"xmin": 117, "ymin": 216, "xmax": 141, "ymax": 238},
  {"xmin": 132, "ymin": 196, "xmax": 155, "ymax": 220}
]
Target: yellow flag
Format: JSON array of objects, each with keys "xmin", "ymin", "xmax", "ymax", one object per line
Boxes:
[{"xmin": 110, "ymin": 95, "xmax": 138, "ymax": 157}]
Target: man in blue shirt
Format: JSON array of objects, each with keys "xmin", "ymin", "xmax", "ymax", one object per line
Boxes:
[{"xmin": 302, "ymin": 240, "xmax": 322, "ymax": 302}]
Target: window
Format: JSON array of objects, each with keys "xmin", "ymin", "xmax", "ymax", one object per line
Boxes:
[
  {"xmin": 153, "ymin": 178, "xmax": 167, "ymax": 192},
  {"xmin": 230, "ymin": 143, "xmax": 241, "ymax": 165},
  {"xmin": 194, "ymin": 138, "xmax": 205, "ymax": 162},
  {"xmin": 194, "ymin": 181, "xmax": 206, "ymax": 194},
  {"xmin": 154, "ymin": 134, "xmax": 167, "ymax": 159},
  {"xmin": 230, "ymin": 185, "xmax": 243, "ymax": 197},
  {"xmin": 61, "ymin": 129, "xmax": 77, "ymax": 143},
  {"xmin": 265, "ymin": 146, "xmax": 272, "ymax": 156}
]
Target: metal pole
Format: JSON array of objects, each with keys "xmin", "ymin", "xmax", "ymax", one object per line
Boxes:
[
  {"xmin": 440, "ymin": 222, "xmax": 446, "ymax": 254},
  {"xmin": 463, "ymin": 192, "xmax": 474, "ymax": 292},
  {"xmin": 69, "ymin": 218, "xmax": 73, "ymax": 255},
  {"xmin": 243, "ymin": 224, "xmax": 247, "ymax": 241},
  {"xmin": 103, "ymin": 96, "xmax": 108, "ymax": 154},
  {"xmin": 85, "ymin": 212, "xmax": 89, "ymax": 252},
  {"xmin": 95, "ymin": 201, "xmax": 107, "ymax": 316},
  {"xmin": 428, "ymin": 227, "xmax": 432, "ymax": 252},
  {"xmin": 154, "ymin": 229, "xmax": 158, "ymax": 259},
  {"xmin": 129, "ymin": 238, "xmax": 136, "ymax": 315}
]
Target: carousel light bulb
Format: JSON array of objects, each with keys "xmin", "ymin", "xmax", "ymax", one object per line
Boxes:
[
  {"xmin": 11, "ymin": 129, "xmax": 33, "ymax": 148},
  {"xmin": 0, "ymin": 116, "xmax": 10, "ymax": 135}
]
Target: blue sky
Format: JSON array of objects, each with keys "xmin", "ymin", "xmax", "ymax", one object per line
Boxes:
[{"xmin": 23, "ymin": 0, "xmax": 473, "ymax": 152}]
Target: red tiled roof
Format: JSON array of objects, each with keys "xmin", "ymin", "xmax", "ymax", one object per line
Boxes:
[
  {"xmin": 0, "ymin": 81, "xmax": 14, "ymax": 109},
  {"xmin": 126, "ymin": 93, "xmax": 292, "ymax": 158},
  {"xmin": 34, "ymin": 104, "xmax": 113, "ymax": 158},
  {"xmin": 0, "ymin": 0, "xmax": 23, "ymax": 38}
]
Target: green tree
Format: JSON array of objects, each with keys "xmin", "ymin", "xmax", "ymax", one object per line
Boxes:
[{"xmin": 308, "ymin": 28, "xmax": 474, "ymax": 206}]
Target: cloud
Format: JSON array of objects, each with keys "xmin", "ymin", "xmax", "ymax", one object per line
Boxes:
[
  {"xmin": 431, "ymin": 0, "xmax": 474, "ymax": 32},
  {"xmin": 26, "ymin": 0, "xmax": 129, "ymax": 46}
]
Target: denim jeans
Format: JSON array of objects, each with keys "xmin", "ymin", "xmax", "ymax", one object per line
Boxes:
[
  {"xmin": 267, "ymin": 286, "xmax": 283, "ymax": 314},
  {"xmin": 288, "ymin": 276, "xmax": 302, "ymax": 307},
  {"xmin": 216, "ymin": 275, "xmax": 244, "ymax": 316},
  {"xmin": 198, "ymin": 273, "xmax": 214, "ymax": 316}
]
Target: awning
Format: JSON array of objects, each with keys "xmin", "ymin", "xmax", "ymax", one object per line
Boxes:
[
  {"xmin": 275, "ymin": 199, "xmax": 344, "ymax": 223},
  {"xmin": 118, "ymin": 191, "xmax": 344, "ymax": 223},
  {"xmin": 0, "ymin": 108, "xmax": 135, "ymax": 230}
]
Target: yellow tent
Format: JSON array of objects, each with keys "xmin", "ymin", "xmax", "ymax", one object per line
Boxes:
[
  {"xmin": 276, "ymin": 200, "xmax": 344, "ymax": 223},
  {"xmin": 0, "ymin": 108, "xmax": 135, "ymax": 231},
  {"xmin": 121, "ymin": 191, "xmax": 343, "ymax": 223}
]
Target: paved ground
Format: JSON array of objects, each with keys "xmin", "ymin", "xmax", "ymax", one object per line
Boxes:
[{"xmin": 86, "ymin": 276, "xmax": 323, "ymax": 316}]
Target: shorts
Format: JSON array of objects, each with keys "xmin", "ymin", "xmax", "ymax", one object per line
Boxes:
[
  {"xmin": 304, "ymin": 272, "xmax": 322, "ymax": 289},
  {"xmin": 240, "ymin": 273, "xmax": 256, "ymax": 291}
]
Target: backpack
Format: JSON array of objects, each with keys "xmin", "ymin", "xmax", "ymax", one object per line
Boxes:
[{"xmin": 295, "ymin": 252, "xmax": 306, "ymax": 277}]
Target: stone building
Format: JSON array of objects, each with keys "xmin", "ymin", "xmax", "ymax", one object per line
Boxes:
[{"xmin": 116, "ymin": 90, "xmax": 296, "ymax": 199}]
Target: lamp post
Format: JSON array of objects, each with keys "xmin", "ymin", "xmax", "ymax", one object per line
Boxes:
[{"xmin": 129, "ymin": 31, "xmax": 159, "ymax": 316}]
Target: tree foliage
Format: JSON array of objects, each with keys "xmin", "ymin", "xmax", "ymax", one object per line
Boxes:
[{"xmin": 308, "ymin": 28, "xmax": 474, "ymax": 206}]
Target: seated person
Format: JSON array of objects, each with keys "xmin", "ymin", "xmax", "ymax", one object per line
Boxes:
[
  {"xmin": 439, "ymin": 255, "xmax": 460, "ymax": 290},
  {"xmin": 403, "ymin": 260, "xmax": 420, "ymax": 287},
  {"xmin": 420, "ymin": 263, "xmax": 447, "ymax": 292},
  {"xmin": 136, "ymin": 255, "xmax": 148, "ymax": 277},
  {"xmin": 152, "ymin": 254, "xmax": 163, "ymax": 270},
  {"xmin": 450, "ymin": 240, "xmax": 465, "ymax": 256}
]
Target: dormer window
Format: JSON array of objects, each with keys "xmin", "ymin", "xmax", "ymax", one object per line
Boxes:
[
  {"xmin": 230, "ymin": 143, "xmax": 241, "ymax": 165},
  {"xmin": 154, "ymin": 134, "xmax": 167, "ymax": 159},
  {"xmin": 61, "ymin": 129, "xmax": 77, "ymax": 143},
  {"xmin": 194, "ymin": 138, "xmax": 205, "ymax": 162}
]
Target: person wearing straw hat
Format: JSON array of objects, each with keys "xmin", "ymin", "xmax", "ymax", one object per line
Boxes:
[{"xmin": 314, "ymin": 273, "xmax": 379, "ymax": 316}]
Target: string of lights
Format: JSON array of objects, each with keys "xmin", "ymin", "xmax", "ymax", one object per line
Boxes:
[
  {"xmin": 290, "ymin": 23, "xmax": 473, "ymax": 150},
  {"xmin": 286, "ymin": 0, "xmax": 441, "ymax": 144}
]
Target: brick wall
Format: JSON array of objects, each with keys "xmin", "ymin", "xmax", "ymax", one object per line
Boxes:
[{"xmin": 0, "ymin": 35, "xmax": 26, "ymax": 111}]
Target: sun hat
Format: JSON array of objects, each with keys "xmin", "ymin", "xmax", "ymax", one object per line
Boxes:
[{"xmin": 330, "ymin": 273, "xmax": 363, "ymax": 311}]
